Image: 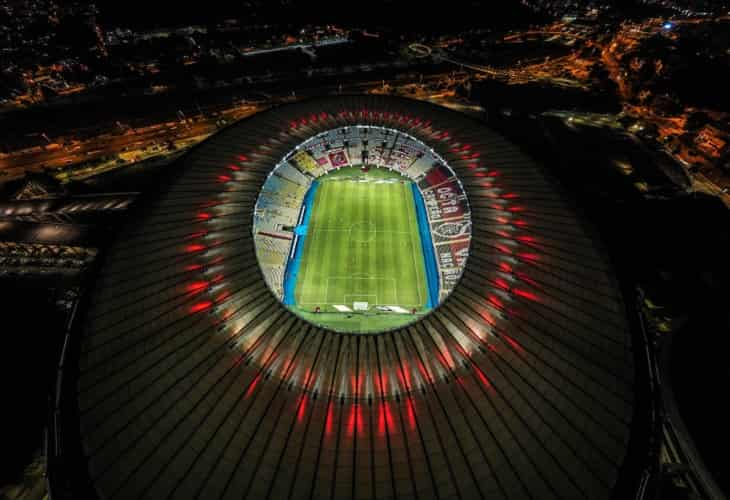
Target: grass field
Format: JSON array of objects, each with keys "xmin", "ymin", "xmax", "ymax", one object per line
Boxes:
[{"xmin": 291, "ymin": 166, "xmax": 429, "ymax": 333}]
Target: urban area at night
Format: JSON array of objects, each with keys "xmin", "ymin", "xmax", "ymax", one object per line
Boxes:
[{"xmin": 1, "ymin": 1, "xmax": 728, "ymax": 499}]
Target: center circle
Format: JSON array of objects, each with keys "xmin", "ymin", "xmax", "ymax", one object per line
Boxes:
[
  {"xmin": 350, "ymin": 221, "xmax": 377, "ymax": 243},
  {"xmin": 253, "ymin": 125, "xmax": 471, "ymax": 334}
]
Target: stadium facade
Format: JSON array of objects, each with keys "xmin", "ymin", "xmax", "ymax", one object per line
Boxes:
[{"xmin": 57, "ymin": 95, "xmax": 636, "ymax": 499}]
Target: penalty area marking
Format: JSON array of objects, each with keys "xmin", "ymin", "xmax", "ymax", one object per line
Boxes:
[
  {"xmin": 332, "ymin": 275, "xmax": 397, "ymax": 306},
  {"xmin": 344, "ymin": 295, "xmax": 377, "ymax": 309}
]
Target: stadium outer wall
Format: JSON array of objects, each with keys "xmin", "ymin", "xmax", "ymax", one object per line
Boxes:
[{"xmin": 60, "ymin": 95, "xmax": 642, "ymax": 500}]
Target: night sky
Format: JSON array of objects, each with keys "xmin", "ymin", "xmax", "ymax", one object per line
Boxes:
[{"xmin": 93, "ymin": 0, "xmax": 543, "ymax": 30}]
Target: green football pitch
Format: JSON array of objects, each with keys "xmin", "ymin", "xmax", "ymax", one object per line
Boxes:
[{"xmin": 290, "ymin": 166, "xmax": 429, "ymax": 333}]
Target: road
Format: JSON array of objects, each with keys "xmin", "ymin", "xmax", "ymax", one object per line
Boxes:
[
  {"xmin": 0, "ymin": 104, "xmax": 261, "ymax": 182},
  {"xmin": 0, "ymin": 70, "xmax": 466, "ymax": 184}
]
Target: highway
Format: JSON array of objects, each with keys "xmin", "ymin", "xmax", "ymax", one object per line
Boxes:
[
  {"xmin": 0, "ymin": 71, "xmax": 463, "ymax": 184},
  {"xmin": 0, "ymin": 104, "xmax": 262, "ymax": 182}
]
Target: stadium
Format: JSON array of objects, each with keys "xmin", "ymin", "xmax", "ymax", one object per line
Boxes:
[
  {"xmin": 254, "ymin": 124, "xmax": 470, "ymax": 333},
  {"xmin": 61, "ymin": 95, "xmax": 636, "ymax": 499}
]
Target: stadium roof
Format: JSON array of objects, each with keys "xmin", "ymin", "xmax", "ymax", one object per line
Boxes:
[{"xmin": 72, "ymin": 95, "xmax": 634, "ymax": 499}]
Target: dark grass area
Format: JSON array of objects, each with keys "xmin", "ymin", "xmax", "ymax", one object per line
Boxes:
[
  {"xmin": 670, "ymin": 301, "xmax": 730, "ymax": 496},
  {"xmin": 0, "ymin": 283, "xmax": 68, "ymax": 487}
]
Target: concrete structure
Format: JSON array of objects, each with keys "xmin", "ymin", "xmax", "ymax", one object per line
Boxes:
[{"xmin": 65, "ymin": 95, "xmax": 635, "ymax": 499}]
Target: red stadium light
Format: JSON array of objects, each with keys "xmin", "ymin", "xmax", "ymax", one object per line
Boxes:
[
  {"xmin": 325, "ymin": 401, "xmax": 334, "ymax": 435},
  {"xmin": 377, "ymin": 404, "xmax": 386, "ymax": 435},
  {"xmin": 438, "ymin": 347, "xmax": 455, "ymax": 370},
  {"xmin": 494, "ymin": 244, "xmax": 512, "ymax": 255},
  {"xmin": 501, "ymin": 334, "xmax": 523, "ymax": 352},
  {"xmin": 377, "ymin": 372, "xmax": 387, "ymax": 395},
  {"xmin": 513, "ymin": 288, "xmax": 539, "ymax": 302},
  {"xmin": 494, "ymin": 277, "xmax": 510, "ymax": 290},
  {"xmin": 487, "ymin": 294, "xmax": 504, "ymax": 309},
  {"xmin": 499, "ymin": 262, "xmax": 513, "ymax": 273},
  {"xmin": 402, "ymin": 365, "xmax": 412, "ymax": 392},
  {"xmin": 415, "ymin": 360, "xmax": 432, "ymax": 385},
  {"xmin": 297, "ymin": 394, "xmax": 308, "ymax": 423},
  {"xmin": 189, "ymin": 301, "xmax": 213, "ymax": 313},
  {"xmin": 474, "ymin": 366, "xmax": 492, "ymax": 389},
  {"xmin": 378, "ymin": 402, "xmax": 395, "ymax": 436},
  {"xmin": 516, "ymin": 272, "xmax": 540, "ymax": 289},
  {"xmin": 479, "ymin": 310, "xmax": 496, "ymax": 326},
  {"xmin": 406, "ymin": 397, "xmax": 416, "ymax": 430},
  {"xmin": 186, "ymin": 281, "xmax": 209, "ymax": 293},
  {"xmin": 244, "ymin": 373, "xmax": 262, "ymax": 399},
  {"xmin": 347, "ymin": 403, "xmax": 363, "ymax": 436}
]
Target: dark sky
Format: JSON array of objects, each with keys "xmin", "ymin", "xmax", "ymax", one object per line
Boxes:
[{"xmin": 94, "ymin": 0, "xmax": 543, "ymax": 30}]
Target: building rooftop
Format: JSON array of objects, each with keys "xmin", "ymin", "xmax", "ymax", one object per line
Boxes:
[{"xmin": 65, "ymin": 95, "xmax": 635, "ymax": 499}]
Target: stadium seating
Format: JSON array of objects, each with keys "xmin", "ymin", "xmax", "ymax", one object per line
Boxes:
[{"xmin": 253, "ymin": 124, "xmax": 471, "ymax": 305}]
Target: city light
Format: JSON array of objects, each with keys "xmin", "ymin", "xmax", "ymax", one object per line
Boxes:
[{"xmin": 2, "ymin": 4, "xmax": 728, "ymax": 500}]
